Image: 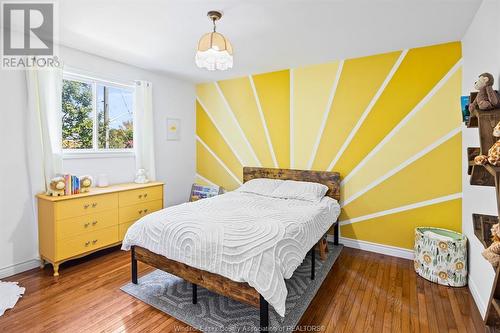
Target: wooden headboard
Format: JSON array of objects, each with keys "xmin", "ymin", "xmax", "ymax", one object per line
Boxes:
[{"xmin": 243, "ymin": 167, "xmax": 341, "ymax": 201}]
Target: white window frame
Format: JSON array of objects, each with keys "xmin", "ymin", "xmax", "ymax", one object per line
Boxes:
[{"xmin": 62, "ymin": 71, "xmax": 136, "ymax": 159}]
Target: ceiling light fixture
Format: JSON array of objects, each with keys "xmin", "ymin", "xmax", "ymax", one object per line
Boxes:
[{"xmin": 195, "ymin": 11, "xmax": 233, "ymax": 71}]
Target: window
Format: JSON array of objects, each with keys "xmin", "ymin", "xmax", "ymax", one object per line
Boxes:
[{"xmin": 62, "ymin": 73, "xmax": 134, "ymax": 154}]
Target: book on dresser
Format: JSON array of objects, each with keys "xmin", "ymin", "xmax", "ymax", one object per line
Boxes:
[{"xmin": 36, "ymin": 182, "xmax": 164, "ymax": 276}]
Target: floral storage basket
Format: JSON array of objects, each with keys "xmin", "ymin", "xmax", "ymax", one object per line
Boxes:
[{"xmin": 414, "ymin": 227, "xmax": 467, "ymax": 287}]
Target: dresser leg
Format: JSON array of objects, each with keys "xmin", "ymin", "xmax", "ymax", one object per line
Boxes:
[
  {"xmin": 53, "ymin": 263, "xmax": 60, "ymax": 277},
  {"xmin": 39, "ymin": 258, "xmax": 45, "ymax": 269}
]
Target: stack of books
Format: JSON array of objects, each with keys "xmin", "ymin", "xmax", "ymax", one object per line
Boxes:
[{"xmin": 62, "ymin": 174, "xmax": 81, "ymax": 195}]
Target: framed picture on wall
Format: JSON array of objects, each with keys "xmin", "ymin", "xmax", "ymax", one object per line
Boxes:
[{"xmin": 167, "ymin": 118, "xmax": 181, "ymax": 141}]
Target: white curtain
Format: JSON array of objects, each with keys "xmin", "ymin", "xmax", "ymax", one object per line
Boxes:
[
  {"xmin": 134, "ymin": 81, "xmax": 156, "ymax": 180},
  {"xmin": 25, "ymin": 67, "xmax": 63, "ymax": 194}
]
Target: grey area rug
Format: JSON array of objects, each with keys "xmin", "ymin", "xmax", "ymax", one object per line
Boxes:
[{"xmin": 121, "ymin": 243, "xmax": 343, "ymax": 332}]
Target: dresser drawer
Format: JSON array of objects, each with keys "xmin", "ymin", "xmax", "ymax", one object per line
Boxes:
[
  {"xmin": 119, "ymin": 185, "xmax": 163, "ymax": 207},
  {"xmin": 56, "ymin": 226, "xmax": 119, "ymax": 260},
  {"xmin": 56, "ymin": 209, "xmax": 118, "ymax": 240},
  {"xmin": 119, "ymin": 220, "xmax": 136, "ymax": 240},
  {"xmin": 119, "ymin": 199, "xmax": 163, "ymax": 223},
  {"xmin": 56, "ymin": 193, "xmax": 118, "ymax": 220}
]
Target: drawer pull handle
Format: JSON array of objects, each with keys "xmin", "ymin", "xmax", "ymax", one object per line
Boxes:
[
  {"xmin": 139, "ymin": 210, "xmax": 143, "ymax": 214},
  {"xmin": 92, "ymin": 239, "xmax": 98, "ymax": 244},
  {"xmin": 84, "ymin": 222, "xmax": 90, "ymax": 228},
  {"xmin": 92, "ymin": 202, "xmax": 98, "ymax": 208},
  {"xmin": 84, "ymin": 204, "xmax": 90, "ymax": 209},
  {"xmin": 92, "ymin": 221, "xmax": 98, "ymax": 226},
  {"xmin": 144, "ymin": 193, "xmax": 148, "ymax": 198},
  {"xmin": 85, "ymin": 241, "xmax": 90, "ymax": 247},
  {"xmin": 138, "ymin": 194, "xmax": 143, "ymax": 198},
  {"xmin": 144, "ymin": 209, "xmax": 148, "ymax": 213}
]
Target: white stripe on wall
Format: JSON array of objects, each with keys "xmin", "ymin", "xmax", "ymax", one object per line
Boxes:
[
  {"xmin": 342, "ymin": 59, "xmax": 463, "ymax": 185},
  {"xmin": 327, "ymin": 49, "xmax": 409, "ymax": 171},
  {"xmin": 307, "ymin": 60, "xmax": 344, "ymax": 170},
  {"xmin": 214, "ymin": 82, "xmax": 262, "ymax": 167},
  {"xmin": 196, "ymin": 136, "xmax": 243, "ymax": 185},
  {"xmin": 339, "ymin": 192, "xmax": 462, "ymax": 225},
  {"xmin": 249, "ymin": 75, "xmax": 278, "ymax": 168},
  {"xmin": 342, "ymin": 126, "xmax": 461, "ymax": 206},
  {"xmin": 196, "ymin": 97, "xmax": 246, "ymax": 167},
  {"xmin": 195, "ymin": 173, "xmax": 218, "ymax": 187}
]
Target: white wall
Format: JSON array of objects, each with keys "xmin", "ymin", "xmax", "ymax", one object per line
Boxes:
[
  {"xmin": 462, "ymin": 0, "xmax": 500, "ymax": 317},
  {"xmin": 0, "ymin": 46, "xmax": 195, "ymax": 278}
]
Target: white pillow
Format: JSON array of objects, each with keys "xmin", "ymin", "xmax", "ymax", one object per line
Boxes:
[
  {"xmin": 271, "ymin": 180, "xmax": 329, "ymax": 202},
  {"xmin": 235, "ymin": 178, "xmax": 284, "ymax": 196}
]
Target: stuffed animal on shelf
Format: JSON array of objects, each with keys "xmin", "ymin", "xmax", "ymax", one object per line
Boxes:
[
  {"xmin": 79, "ymin": 175, "xmax": 92, "ymax": 193},
  {"xmin": 48, "ymin": 177, "xmax": 66, "ymax": 196},
  {"xmin": 468, "ymin": 73, "xmax": 500, "ymax": 112},
  {"xmin": 482, "ymin": 223, "xmax": 500, "ymax": 268},
  {"xmin": 474, "ymin": 120, "xmax": 500, "ymax": 166}
]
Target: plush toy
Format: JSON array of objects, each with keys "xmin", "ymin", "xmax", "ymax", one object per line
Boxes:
[
  {"xmin": 474, "ymin": 141, "xmax": 500, "ymax": 166},
  {"xmin": 49, "ymin": 177, "xmax": 65, "ymax": 196},
  {"xmin": 483, "ymin": 223, "xmax": 500, "ymax": 268},
  {"xmin": 469, "ymin": 73, "xmax": 500, "ymax": 112},
  {"xmin": 79, "ymin": 175, "xmax": 92, "ymax": 193},
  {"xmin": 474, "ymin": 121, "xmax": 500, "ymax": 166}
]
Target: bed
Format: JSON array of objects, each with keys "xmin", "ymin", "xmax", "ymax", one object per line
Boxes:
[{"xmin": 122, "ymin": 167, "xmax": 341, "ymax": 331}]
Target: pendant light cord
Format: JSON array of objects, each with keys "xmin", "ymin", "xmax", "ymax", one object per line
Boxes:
[{"xmin": 212, "ymin": 18, "xmax": 217, "ymax": 32}]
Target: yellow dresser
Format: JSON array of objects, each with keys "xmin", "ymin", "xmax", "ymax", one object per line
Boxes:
[{"xmin": 37, "ymin": 182, "xmax": 164, "ymax": 276}]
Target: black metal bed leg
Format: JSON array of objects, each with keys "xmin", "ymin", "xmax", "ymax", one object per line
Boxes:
[
  {"xmin": 334, "ymin": 222, "xmax": 339, "ymax": 246},
  {"xmin": 131, "ymin": 246, "xmax": 138, "ymax": 284},
  {"xmin": 260, "ymin": 295, "xmax": 268, "ymax": 332},
  {"xmin": 311, "ymin": 248, "xmax": 315, "ymax": 280},
  {"xmin": 192, "ymin": 283, "xmax": 198, "ymax": 304}
]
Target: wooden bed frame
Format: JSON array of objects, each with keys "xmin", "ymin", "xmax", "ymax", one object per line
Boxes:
[{"xmin": 131, "ymin": 167, "xmax": 341, "ymax": 331}]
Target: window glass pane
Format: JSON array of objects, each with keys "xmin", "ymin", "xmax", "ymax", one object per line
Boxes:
[
  {"xmin": 97, "ymin": 85, "xmax": 134, "ymax": 149},
  {"xmin": 61, "ymin": 79, "xmax": 93, "ymax": 149}
]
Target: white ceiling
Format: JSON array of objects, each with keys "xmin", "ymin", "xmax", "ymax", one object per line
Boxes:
[{"xmin": 58, "ymin": 0, "xmax": 482, "ymax": 83}]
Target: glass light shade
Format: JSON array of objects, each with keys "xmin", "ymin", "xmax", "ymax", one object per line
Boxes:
[{"xmin": 195, "ymin": 32, "xmax": 233, "ymax": 71}]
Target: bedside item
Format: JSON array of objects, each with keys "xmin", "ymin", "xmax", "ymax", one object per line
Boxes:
[
  {"xmin": 189, "ymin": 183, "xmax": 223, "ymax": 202},
  {"xmin": 79, "ymin": 175, "xmax": 92, "ymax": 193},
  {"xmin": 48, "ymin": 177, "xmax": 66, "ymax": 197},
  {"xmin": 134, "ymin": 169, "xmax": 149, "ymax": 184},
  {"xmin": 97, "ymin": 174, "xmax": 109, "ymax": 187},
  {"xmin": 166, "ymin": 118, "xmax": 181, "ymax": 141},
  {"xmin": 37, "ymin": 182, "xmax": 164, "ymax": 276},
  {"xmin": 414, "ymin": 227, "xmax": 467, "ymax": 287}
]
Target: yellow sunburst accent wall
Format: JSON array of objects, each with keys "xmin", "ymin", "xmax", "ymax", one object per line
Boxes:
[{"xmin": 195, "ymin": 42, "xmax": 462, "ymax": 250}]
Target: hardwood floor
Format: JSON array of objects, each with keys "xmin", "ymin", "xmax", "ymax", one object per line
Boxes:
[{"xmin": 0, "ymin": 247, "xmax": 485, "ymax": 332}]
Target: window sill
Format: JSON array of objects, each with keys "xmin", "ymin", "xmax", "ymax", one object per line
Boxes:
[{"xmin": 62, "ymin": 151, "xmax": 135, "ymax": 160}]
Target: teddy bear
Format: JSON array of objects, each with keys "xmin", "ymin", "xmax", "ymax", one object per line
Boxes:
[
  {"xmin": 468, "ymin": 73, "xmax": 500, "ymax": 113},
  {"xmin": 79, "ymin": 175, "xmax": 92, "ymax": 193},
  {"xmin": 482, "ymin": 223, "xmax": 500, "ymax": 268},
  {"xmin": 48, "ymin": 177, "xmax": 66, "ymax": 196},
  {"xmin": 474, "ymin": 120, "xmax": 500, "ymax": 166}
]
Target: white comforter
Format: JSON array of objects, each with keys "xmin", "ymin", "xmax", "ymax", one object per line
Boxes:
[{"xmin": 121, "ymin": 191, "xmax": 340, "ymax": 316}]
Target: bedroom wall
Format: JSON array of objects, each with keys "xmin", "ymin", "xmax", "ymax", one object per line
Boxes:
[
  {"xmin": 0, "ymin": 46, "xmax": 196, "ymax": 278},
  {"xmin": 195, "ymin": 41, "xmax": 462, "ymax": 256},
  {"xmin": 59, "ymin": 46, "xmax": 196, "ymax": 207},
  {"xmin": 461, "ymin": 0, "xmax": 500, "ymax": 317}
]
